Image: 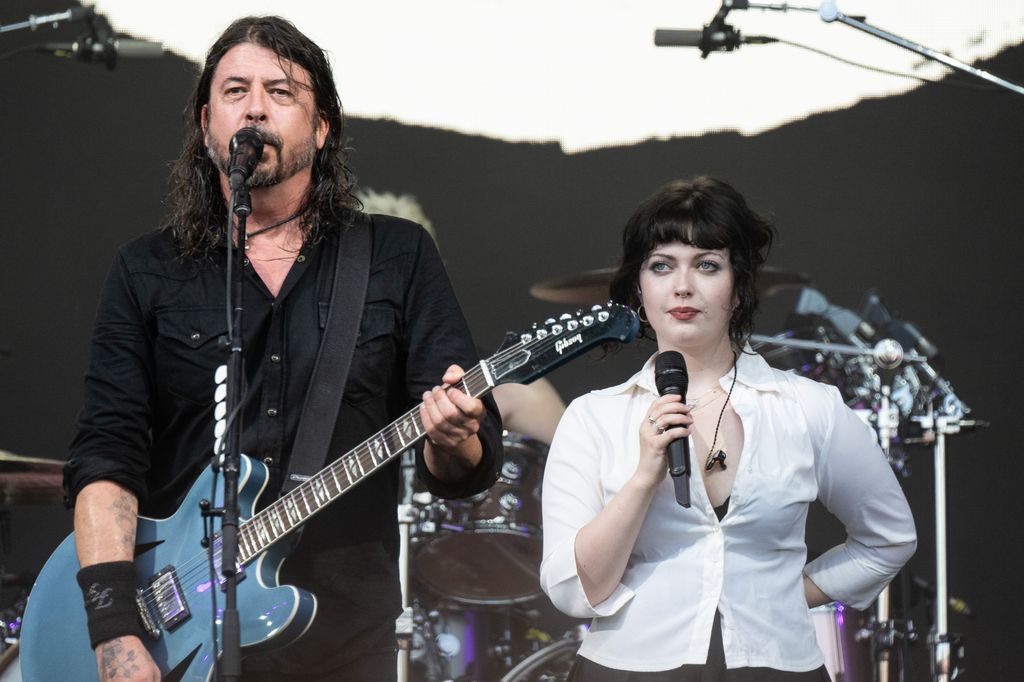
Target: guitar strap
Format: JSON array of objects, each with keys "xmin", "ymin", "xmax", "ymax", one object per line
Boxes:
[{"xmin": 281, "ymin": 211, "xmax": 372, "ymax": 494}]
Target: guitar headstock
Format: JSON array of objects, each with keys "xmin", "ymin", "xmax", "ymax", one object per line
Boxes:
[{"xmin": 488, "ymin": 303, "xmax": 639, "ymax": 386}]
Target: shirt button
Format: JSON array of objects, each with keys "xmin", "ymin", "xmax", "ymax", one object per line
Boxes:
[
  {"xmin": 243, "ymin": 258, "xmax": 250, "ymax": 266},
  {"xmin": 267, "ymin": 408, "xmax": 278, "ymax": 417},
  {"xmin": 263, "ymin": 457, "xmax": 274, "ymax": 466},
  {"xmin": 190, "ymin": 332, "xmax": 201, "ymax": 341},
  {"xmin": 270, "ymin": 354, "xmax": 281, "ymax": 363},
  {"xmin": 296, "ymin": 254, "xmax": 306, "ymax": 263}
]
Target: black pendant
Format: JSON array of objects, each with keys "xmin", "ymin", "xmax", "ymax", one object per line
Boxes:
[{"xmin": 706, "ymin": 450, "xmax": 728, "ymax": 471}]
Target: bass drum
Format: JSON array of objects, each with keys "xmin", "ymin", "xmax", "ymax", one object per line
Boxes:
[
  {"xmin": 810, "ymin": 604, "xmax": 870, "ymax": 682},
  {"xmin": 414, "ymin": 433, "xmax": 547, "ymax": 605}
]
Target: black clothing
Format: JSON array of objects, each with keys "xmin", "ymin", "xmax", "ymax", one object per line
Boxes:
[
  {"xmin": 65, "ymin": 212, "xmax": 503, "ymax": 676},
  {"xmin": 712, "ymin": 497, "xmax": 729, "ymax": 522},
  {"xmin": 569, "ymin": 617, "xmax": 831, "ymax": 681}
]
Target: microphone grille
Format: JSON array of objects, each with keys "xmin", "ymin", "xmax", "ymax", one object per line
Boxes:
[
  {"xmin": 229, "ymin": 127, "xmax": 265, "ymax": 153},
  {"xmin": 655, "ymin": 351, "xmax": 688, "ymax": 396}
]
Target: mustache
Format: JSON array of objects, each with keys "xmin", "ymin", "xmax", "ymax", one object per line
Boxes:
[{"xmin": 245, "ymin": 127, "xmax": 283, "ymax": 153}]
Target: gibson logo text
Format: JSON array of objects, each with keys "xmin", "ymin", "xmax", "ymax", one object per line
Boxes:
[{"xmin": 555, "ymin": 333, "xmax": 583, "ymax": 356}]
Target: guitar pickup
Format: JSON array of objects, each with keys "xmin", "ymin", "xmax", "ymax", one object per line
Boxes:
[{"xmin": 148, "ymin": 565, "xmax": 190, "ymax": 631}]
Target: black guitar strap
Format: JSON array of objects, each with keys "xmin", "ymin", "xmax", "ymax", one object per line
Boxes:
[{"xmin": 281, "ymin": 211, "xmax": 372, "ymax": 494}]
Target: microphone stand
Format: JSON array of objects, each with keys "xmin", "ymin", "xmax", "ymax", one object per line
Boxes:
[
  {"xmin": 739, "ymin": 2, "xmax": 1024, "ymax": 95},
  {"xmin": 0, "ymin": 6, "xmax": 95, "ymax": 34},
  {"xmin": 214, "ymin": 182, "xmax": 251, "ymax": 681},
  {"xmin": 815, "ymin": 2, "xmax": 1024, "ymax": 96}
]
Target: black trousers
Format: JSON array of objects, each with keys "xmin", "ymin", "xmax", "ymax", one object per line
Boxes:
[{"xmin": 568, "ymin": 611, "xmax": 830, "ymax": 682}]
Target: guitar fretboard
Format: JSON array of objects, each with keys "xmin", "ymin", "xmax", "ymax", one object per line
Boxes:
[{"xmin": 236, "ymin": 360, "xmax": 495, "ymax": 561}]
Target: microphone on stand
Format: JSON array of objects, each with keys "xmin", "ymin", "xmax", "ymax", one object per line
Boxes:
[
  {"xmin": 655, "ymin": 351, "xmax": 691, "ymax": 508},
  {"xmin": 228, "ymin": 128, "xmax": 265, "ymax": 191},
  {"xmin": 654, "ymin": 1, "xmax": 776, "ymax": 57},
  {"xmin": 34, "ymin": 13, "xmax": 162, "ymax": 69},
  {"xmin": 654, "ymin": 28, "xmax": 777, "ymax": 56}
]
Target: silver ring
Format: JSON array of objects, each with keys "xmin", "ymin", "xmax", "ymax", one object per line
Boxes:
[{"xmin": 657, "ymin": 426, "xmax": 666, "ymax": 434}]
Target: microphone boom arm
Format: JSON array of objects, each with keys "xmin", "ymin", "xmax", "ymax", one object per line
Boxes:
[
  {"xmin": 0, "ymin": 6, "xmax": 95, "ymax": 35},
  {"xmin": 817, "ymin": 1, "xmax": 1024, "ymax": 95}
]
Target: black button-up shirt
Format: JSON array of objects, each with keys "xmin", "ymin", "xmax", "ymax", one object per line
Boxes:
[{"xmin": 65, "ymin": 213, "xmax": 502, "ymax": 671}]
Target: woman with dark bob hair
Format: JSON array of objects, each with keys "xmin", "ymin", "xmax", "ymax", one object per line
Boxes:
[{"xmin": 540, "ymin": 177, "xmax": 916, "ymax": 680}]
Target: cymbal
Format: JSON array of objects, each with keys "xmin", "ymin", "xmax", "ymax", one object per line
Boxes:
[
  {"xmin": 529, "ymin": 266, "xmax": 812, "ymax": 305},
  {"xmin": 0, "ymin": 450, "xmax": 64, "ymax": 505}
]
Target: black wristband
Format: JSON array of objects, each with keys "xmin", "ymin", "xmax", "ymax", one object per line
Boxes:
[{"xmin": 76, "ymin": 561, "xmax": 147, "ymax": 649}]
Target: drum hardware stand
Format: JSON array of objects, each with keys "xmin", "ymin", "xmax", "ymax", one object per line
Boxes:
[
  {"xmin": 912, "ymin": 408, "xmax": 973, "ymax": 681},
  {"xmin": 867, "ymin": 370, "xmax": 909, "ymax": 682}
]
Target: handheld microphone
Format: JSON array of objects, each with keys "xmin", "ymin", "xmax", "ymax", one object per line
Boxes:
[
  {"xmin": 655, "ymin": 351, "xmax": 691, "ymax": 507},
  {"xmin": 228, "ymin": 128, "xmax": 265, "ymax": 191}
]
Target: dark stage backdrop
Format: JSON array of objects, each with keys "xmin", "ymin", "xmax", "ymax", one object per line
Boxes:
[{"xmin": 1, "ymin": 2, "xmax": 1021, "ymax": 678}]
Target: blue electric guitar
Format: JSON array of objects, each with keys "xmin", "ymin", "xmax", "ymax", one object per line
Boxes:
[{"xmin": 19, "ymin": 304, "xmax": 638, "ymax": 681}]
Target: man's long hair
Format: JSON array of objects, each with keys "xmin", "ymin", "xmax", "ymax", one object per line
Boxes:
[{"xmin": 164, "ymin": 16, "xmax": 358, "ymax": 260}]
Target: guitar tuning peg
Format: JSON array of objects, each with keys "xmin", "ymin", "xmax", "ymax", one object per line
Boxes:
[
  {"xmin": 544, "ymin": 318, "xmax": 556, "ymax": 325},
  {"xmin": 520, "ymin": 333, "xmax": 533, "ymax": 344},
  {"xmin": 582, "ymin": 315, "xmax": 595, "ymax": 326},
  {"xmin": 559, "ymin": 313, "xmax": 572, "ymax": 321},
  {"xmin": 590, "ymin": 304, "xmax": 603, "ymax": 311}
]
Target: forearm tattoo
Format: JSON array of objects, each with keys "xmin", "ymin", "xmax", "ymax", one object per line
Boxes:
[
  {"xmin": 99, "ymin": 638, "xmax": 141, "ymax": 679},
  {"xmin": 109, "ymin": 493, "xmax": 138, "ymax": 556}
]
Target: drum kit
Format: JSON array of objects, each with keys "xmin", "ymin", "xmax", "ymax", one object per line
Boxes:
[
  {"xmin": 395, "ymin": 265, "xmax": 979, "ymax": 682},
  {"xmin": 398, "ymin": 434, "xmax": 584, "ymax": 682}
]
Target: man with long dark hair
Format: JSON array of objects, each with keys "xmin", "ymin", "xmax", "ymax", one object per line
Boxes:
[{"xmin": 63, "ymin": 16, "xmax": 502, "ymax": 680}]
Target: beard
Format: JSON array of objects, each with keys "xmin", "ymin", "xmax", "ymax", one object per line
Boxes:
[{"xmin": 206, "ymin": 126, "xmax": 318, "ymax": 188}]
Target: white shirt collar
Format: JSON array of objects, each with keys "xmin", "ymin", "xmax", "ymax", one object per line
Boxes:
[{"xmin": 594, "ymin": 344, "xmax": 781, "ymax": 397}]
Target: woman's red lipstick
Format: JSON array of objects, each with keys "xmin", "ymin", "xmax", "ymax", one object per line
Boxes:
[{"xmin": 669, "ymin": 306, "xmax": 699, "ymax": 320}]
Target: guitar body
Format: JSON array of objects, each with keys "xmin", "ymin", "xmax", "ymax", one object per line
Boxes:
[{"xmin": 19, "ymin": 455, "xmax": 317, "ymax": 682}]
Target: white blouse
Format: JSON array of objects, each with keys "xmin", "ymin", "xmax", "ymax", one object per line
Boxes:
[{"xmin": 539, "ymin": 351, "xmax": 917, "ymax": 673}]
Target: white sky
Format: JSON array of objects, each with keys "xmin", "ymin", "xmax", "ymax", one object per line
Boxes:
[{"xmin": 97, "ymin": 1, "xmax": 1024, "ymax": 152}]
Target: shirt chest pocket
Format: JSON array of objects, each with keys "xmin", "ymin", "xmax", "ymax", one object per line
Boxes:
[
  {"xmin": 318, "ymin": 302, "xmax": 398, "ymax": 406},
  {"xmin": 154, "ymin": 307, "xmax": 229, "ymax": 405}
]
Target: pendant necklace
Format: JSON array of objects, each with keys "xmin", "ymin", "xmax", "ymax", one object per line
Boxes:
[
  {"xmin": 686, "ymin": 385, "xmax": 721, "ymax": 411},
  {"xmin": 704, "ymin": 353, "xmax": 739, "ymax": 472}
]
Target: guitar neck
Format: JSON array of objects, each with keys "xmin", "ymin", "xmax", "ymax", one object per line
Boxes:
[{"xmin": 236, "ymin": 361, "xmax": 495, "ymax": 561}]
